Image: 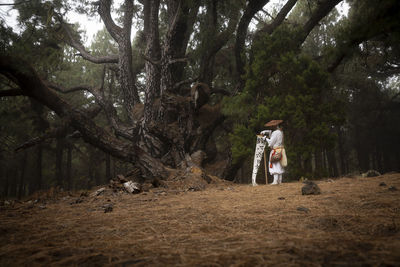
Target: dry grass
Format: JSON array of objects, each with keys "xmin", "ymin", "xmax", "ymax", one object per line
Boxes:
[{"xmin": 1, "ymin": 173, "xmax": 400, "ymax": 266}]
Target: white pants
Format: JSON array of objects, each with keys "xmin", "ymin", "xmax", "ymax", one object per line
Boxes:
[{"xmin": 272, "ymin": 174, "xmax": 282, "ymax": 184}]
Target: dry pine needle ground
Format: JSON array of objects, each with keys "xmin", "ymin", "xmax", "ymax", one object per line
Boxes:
[{"xmin": 1, "ymin": 173, "xmax": 400, "ymax": 266}]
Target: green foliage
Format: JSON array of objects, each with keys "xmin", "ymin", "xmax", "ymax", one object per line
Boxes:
[
  {"xmin": 222, "ymin": 91, "xmax": 255, "ymax": 123},
  {"xmin": 224, "ymin": 26, "xmax": 345, "ymax": 178},
  {"xmin": 229, "ymin": 124, "xmax": 254, "ymax": 164},
  {"xmin": 0, "ymin": 22, "xmax": 18, "ymax": 53}
]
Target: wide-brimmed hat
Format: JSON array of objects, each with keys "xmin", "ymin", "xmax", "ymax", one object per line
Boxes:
[{"xmin": 264, "ymin": 120, "xmax": 283, "ymax": 127}]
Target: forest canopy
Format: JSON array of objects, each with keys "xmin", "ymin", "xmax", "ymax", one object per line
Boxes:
[{"xmin": 0, "ymin": 0, "xmax": 399, "ymax": 198}]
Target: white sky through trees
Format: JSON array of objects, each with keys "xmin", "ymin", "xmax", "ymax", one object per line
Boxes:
[{"xmin": 0, "ymin": 0, "xmax": 348, "ymax": 46}]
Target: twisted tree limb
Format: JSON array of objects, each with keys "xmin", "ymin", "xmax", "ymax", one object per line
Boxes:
[
  {"xmin": 57, "ymin": 14, "xmax": 119, "ymax": 64},
  {"xmin": 0, "ymin": 55, "xmax": 169, "ymax": 179},
  {"xmin": 14, "ymin": 105, "xmax": 101, "ymax": 152}
]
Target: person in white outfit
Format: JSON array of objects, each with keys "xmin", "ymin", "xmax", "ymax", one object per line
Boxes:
[{"xmin": 260, "ymin": 120, "xmax": 286, "ymax": 185}]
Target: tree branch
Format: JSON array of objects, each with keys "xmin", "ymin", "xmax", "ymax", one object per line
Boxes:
[
  {"xmin": 58, "ymin": 19, "xmax": 119, "ymax": 64},
  {"xmin": 234, "ymin": 0, "xmax": 270, "ymax": 87},
  {"xmin": 15, "ymin": 106, "xmax": 102, "ymax": 152},
  {"xmin": 326, "ymin": 0, "xmax": 400, "ymax": 73},
  {"xmin": 141, "ymin": 53, "xmax": 161, "ymax": 66},
  {"xmin": 168, "ymin": 57, "xmax": 189, "ymax": 65},
  {"xmin": 259, "ymin": 0, "xmax": 298, "ymax": 35},
  {"xmin": 98, "ymin": 0, "xmax": 124, "ymax": 43},
  {"xmin": 298, "ymin": 0, "xmax": 342, "ymax": 45},
  {"xmin": 260, "ymin": 8, "xmax": 274, "ymax": 20},
  {"xmin": 46, "ymin": 81, "xmax": 93, "ymax": 94},
  {"xmin": 0, "ymin": 55, "xmax": 168, "ymax": 178},
  {"xmin": 46, "ymin": 79, "xmax": 136, "ymax": 142}
]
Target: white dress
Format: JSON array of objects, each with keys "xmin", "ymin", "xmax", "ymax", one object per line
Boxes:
[{"xmin": 266, "ymin": 129, "xmax": 285, "ymax": 175}]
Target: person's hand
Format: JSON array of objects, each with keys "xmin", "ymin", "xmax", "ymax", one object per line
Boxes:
[{"xmin": 261, "ymin": 130, "xmax": 271, "ymax": 136}]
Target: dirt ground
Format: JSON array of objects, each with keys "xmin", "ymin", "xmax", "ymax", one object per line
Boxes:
[{"xmin": 1, "ymin": 173, "xmax": 400, "ymax": 266}]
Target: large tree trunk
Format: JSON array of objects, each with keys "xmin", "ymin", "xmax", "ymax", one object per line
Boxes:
[
  {"xmin": 141, "ymin": 0, "xmax": 202, "ymax": 168},
  {"xmin": 98, "ymin": 0, "xmax": 140, "ymax": 123},
  {"xmin": 143, "ymin": 0, "xmax": 161, "ymax": 124}
]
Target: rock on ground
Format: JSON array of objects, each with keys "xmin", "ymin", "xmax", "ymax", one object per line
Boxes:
[{"xmin": 302, "ymin": 180, "xmax": 321, "ymax": 195}]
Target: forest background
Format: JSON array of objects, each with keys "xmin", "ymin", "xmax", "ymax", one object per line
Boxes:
[{"xmin": 0, "ymin": 0, "xmax": 399, "ymax": 199}]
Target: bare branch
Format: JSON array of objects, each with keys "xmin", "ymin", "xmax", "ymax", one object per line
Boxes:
[
  {"xmin": 168, "ymin": 57, "xmax": 189, "ymax": 65},
  {"xmin": 46, "ymin": 81, "xmax": 93, "ymax": 94},
  {"xmin": 259, "ymin": 0, "xmax": 298, "ymax": 35},
  {"xmin": 299, "ymin": 0, "xmax": 342, "ymax": 44},
  {"xmin": 0, "ymin": 55, "xmax": 168, "ymax": 178},
  {"xmin": 141, "ymin": 53, "xmax": 161, "ymax": 66},
  {"xmin": 42, "ymin": 81, "xmax": 135, "ymax": 142},
  {"xmin": 260, "ymin": 8, "xmax": 274, "ymax": 20},
  {"xmin": 15, "ymin": 106, "xmax": 102, "ymax": 152},
  {"xmin": 98, "ymin": 0, "xmax": 124, "ymax": 42},
  {"xmin": 58, "ymin": 19, "xmax": 119, "ymax": 64},
  {"xmin": 253, "ymin": 15, "xmax": 266, "ymax": 25},
  {"xmin": 50, "ymin": 81, "xmax": 136, "ymax": 142}
]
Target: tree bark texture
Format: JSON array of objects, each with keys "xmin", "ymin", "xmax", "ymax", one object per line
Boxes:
[
  {"xmin": 143, "ymin": 0, "xmax": 162, "ymax": 124},
  {"xmin": 160, "ymin": 0, "xmax": 199, "ymax": 95},
  {"xmin": 98, "ymin": 0, "xmax": 140, "ymax": 122}
]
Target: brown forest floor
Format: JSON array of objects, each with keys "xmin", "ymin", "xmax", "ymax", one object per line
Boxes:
[{"xmin": 1, "ymin": 173, "xmax": 400, "ymax": 266}]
